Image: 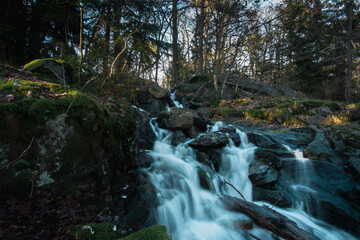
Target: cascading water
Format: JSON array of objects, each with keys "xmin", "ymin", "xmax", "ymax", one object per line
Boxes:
[
  {"xmin": 144, "ymin": 97, "xmax": 357, "ymax": 239},
  {"xmin": 148, "ymin": 120, "xmax": 275, "ymax": 240}
]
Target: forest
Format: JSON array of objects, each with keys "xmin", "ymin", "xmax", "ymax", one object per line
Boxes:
[
  {"xmin": 1, "ymin": 1, "xmax": 360, "ymax": 240},
  {"xmin": 1, "ymin": 0, "xmax": 359, "ymax": 101}
]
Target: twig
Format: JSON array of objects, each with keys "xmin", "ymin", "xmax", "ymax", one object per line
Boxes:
[
  {"xmin": 185, "ymin": 80, "xmax": 212, "ymax": 105},
  {"xmin": 65, "ymin": 76, "xmax": 97, "ymax": 115},
  {"xmin": 248, "ymin": 232, "xmax": 262, "ymax": 240},
  {"xmin": 0, "ymin": 138, "xmax": 34, "ymax": 170},
  {"xmin": 271, "ymin": 184, "xmax": 288, "ymax": 210},
  {"xmin": 108, "ymin": 11, "xmax": 153, "ymax": 78},
  {"xmin": 224, "ymin": 178, "xmax": 246, "ymax": 201}
]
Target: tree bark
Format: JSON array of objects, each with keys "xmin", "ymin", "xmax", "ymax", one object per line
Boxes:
[
  {"xmin": 172, "ymin": 0, "xmax": 180, "ymax": 86},
  {"xmin": 198, "ymin": 0, "xmax": 205, "ymax": 74},
  {"xmin": 221, "ymin": 195, "xmax": 320, "ymax": 240},
  {"xmin": 345, "ymin": 0, "xmax": 354, "ymax": 102},
  {"xmin": 78, "ymin": 3, "xmax": 84, "ymax": 80}
]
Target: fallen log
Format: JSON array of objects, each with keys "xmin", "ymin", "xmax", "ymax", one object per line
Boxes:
[{"xmin": 220, "ymin": 195, "xmax": 320, "ymax": 240}]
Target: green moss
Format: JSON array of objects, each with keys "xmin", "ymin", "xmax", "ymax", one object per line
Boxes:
[
  {"xmin": 119, "ymin": 225, "xmax": 171, "ymax": 240},
  {"xmin": 213, "ymin": 108, "xmax": 244, "ymax": 119},
  {"xmin": 24, "ymin": 58, "xmax": 65, "ymax": 71},
  {"xmin": 73, "ymin": 223, "xmax": 123, "ymax": 240},
  {"xmin": 197, "ymin": 167, "xmax": 211, "ymax": 190},
  {"xmin": 0, "ymin": 79, "xmax": 69, "ymax": 98},
  {"xmin": 28, "ymin": 98, "xmax": 56, "ymax": 122},
  {"xmin": 326, "ymin": 102, "xmax": 341, "ymax": 112},
  {"xmin": 246, "ymin": 109, "xmax": 267, "ymax": 120},
  {"xmin": 297, "ymin": 100, "xmax": 325, "ymax": 109}
]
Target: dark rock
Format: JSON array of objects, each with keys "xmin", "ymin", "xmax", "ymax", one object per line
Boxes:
[
  {"xmin": 187, "ymin": 126, "xmax": 201, "ymax": 139},
  {"xmin": 121, "ymin": 172, "xmax": 158, "ymax": 229},
  {"xmin": 171, "ymin": 130, "xmax": 187, "ymax": 145},
  {"xmin": 248, "ymin": 161, "xmax": 279, "ymax": 188},
  {"xmin": 197, "ymin": 166, "xmax": 212, "ymax": 190},
  {"xmin": 228, "ymin": 132, "xmax": 241, "ymax": 147},
  {"xmin": 247, "ymin": 132, "xmax": 278, "ymax": 148},
  {"xmin": 195, "ymin": 151, "xmax": 212, "ymax": 168},
  {"xmin": 189, "ymin": 132, "xmax": 229, "ymax": 151},
  {"xmin": 134, "ymin": 109, "xmax": 155, "ymax": 150},
  {"xmin": 188, "ymin": 101, "xmax": 205, "ymax": 110},
  {"xmin": 197, "ymin": 107, "xmax": 212, "ymax": 120},
  {"xmin": 252, "ymin": 187, "xmax": 292, "ymax": 208},
  {"xmin": 169, "ymin": 107, "xmax": 194, "ymax": 131},
  {"xmin": 254, "ymin": 148, "xmax": 284, "ymax": 169}
]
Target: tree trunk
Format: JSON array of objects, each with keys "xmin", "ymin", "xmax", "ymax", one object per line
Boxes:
[
  {"xmin": 345, "ymin": 0, "xmax": 354, "ymax": 102},
  {"xmin": 198, "ymin": 0, "xmax": 205, "ymax": 74},
  {"xmin": 221, "ymin": 195, "xmax": 320, "ymax": 240},
  {"xmin": 78, "ymin": 3, "xmax": 83, "ymax": 80},
  {"xmin": 172, "ymin": 0, "xmax": 180, "ymax": 86}
]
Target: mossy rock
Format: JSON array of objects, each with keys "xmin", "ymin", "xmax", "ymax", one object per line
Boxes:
[
  {"xmin": 0, "ymin": 79, "xmax": 70, "ymax": 98},
  {"xmin": 245, "ymin": 109, "xmax": 267, "ymax": 120},
  {"xmin": 73, "ymin": 223, "xmax": 123, "ymax": 240},
  {"xmin": 212, "ymin": 108, "xmax": 244, "ymax": 120},
  {"xmin": 120, "ymin": 225, "xmax": 171, "ymax": 240},
  {"xmin": 24, "ymin": 59, "xmax": 74, "ymax": 84}
]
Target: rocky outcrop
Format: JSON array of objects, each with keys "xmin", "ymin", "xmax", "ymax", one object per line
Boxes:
[
  {"xmin": 24, "ymin": 59, "xmax": 74, "ymax": 84},
  {"xmin": 189, "ymin": 132, "xmax": 229, "ymax": 151},
  {"xmin": 156, "ymin": 107, "xmax": 209, "ymax": 137}
]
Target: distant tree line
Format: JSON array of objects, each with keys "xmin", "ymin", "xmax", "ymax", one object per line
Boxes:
[{"xmin": 1, "ymin": 0, "xmax": 359, "ymax": 101}]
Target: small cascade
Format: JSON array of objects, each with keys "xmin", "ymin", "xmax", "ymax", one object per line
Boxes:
[
  {"xmin": 170, "ymin": 91, "xmax": 184, "ymax": 108},
  {"xmin": 144, "ymin": 91, "xmax": 357, "ymax": 240}
]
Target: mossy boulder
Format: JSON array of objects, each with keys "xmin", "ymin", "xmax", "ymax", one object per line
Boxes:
[
  {"xmin": 120, "ymin": 225, "xmax": 171, "ymax": 240},
  {"xmin": 24, "ymin": 59, "xmax": 74, "ymax": 84},
  {"xmin": 0, "ymin": 81, "xmax": 136, "ymax": 199}
]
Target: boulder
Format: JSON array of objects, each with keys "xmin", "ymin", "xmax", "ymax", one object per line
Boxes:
[
  {"xmin": 189, "ymin": 132, "xmax": 229, "ymax": 151},
  {"xmin": 169, "ymin": 107, "xmax": 194, "ymax": 131},
  {"xmin": 171, "ymin": 130, "xmax": 187, "ymax": 146},
  {"xmin": 24, "ymin": 59, "xmax": 74, "ymax": 84},
  {"xmin": 248, "ymin": 161, "xmax": 279, "ymax": 188}
]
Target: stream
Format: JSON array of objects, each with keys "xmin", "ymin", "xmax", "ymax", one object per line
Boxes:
[{"xmin": 141, "ymin": 94, "xmax": 357, "ymax": 240}]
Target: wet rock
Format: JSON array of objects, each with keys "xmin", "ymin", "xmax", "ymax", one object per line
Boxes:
[
  {"xmin": 189, "ymin": 132, "xmax": 229, "ymax": 151},
  {"xmin": 187, "ymin": 126, "xmax": 201, "ymax": 139},
  {"xmin": 188, "ymin": 101, "xmax": 205, "ymax": 110},
  {"xmin": 248, "ymin": 161, "xmax": 279, "ymax": 188},
  {"xmin": 252, "ymin": 186, "xmax": 292, "ymax": 208},
  {"xmin": 247, "ymin": 132, "xmax": 278, "ymax": 148},
  {"xmin": 233, "ymin": 218, "xmax": 253, "ymax": 230},
  {"xmin": 197, "ymin": 166, "xmax": 213, "ymax": 190},
  {"xmin": 171, "ymin": 130, "xmax": 187, "ymax": 145},
  {"xmin": 254, "ymin": 148, "xmax": 284, "ymax": 169},
  {"xmin": 121, "ymin": 173, "xmax": 158, "ymax": 229},
  {"xmin": 195, "ymin": 151, "xmax": 212, "ymax": 168},
  {"xmin": 196, "ymin": 107, "xmax": 212, "ymax": 120}
]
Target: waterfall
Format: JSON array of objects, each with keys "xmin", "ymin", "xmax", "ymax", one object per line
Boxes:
[{"xmin": 143, "ymin": 94, "xmax": 357, "ymax": 239}]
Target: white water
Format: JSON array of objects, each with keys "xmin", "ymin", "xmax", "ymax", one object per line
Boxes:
[
  {"xmin": 144, "ymin": 102, "xmax": 356, "ymax": 239},
  {"xmin": 170, "ymin": 91, "xmax": 184, "ymax": 108}
]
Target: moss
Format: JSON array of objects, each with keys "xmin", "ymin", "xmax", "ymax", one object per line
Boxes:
[
  {"xmin": 0, "ymin": 79, "xmax": 69, "ymax": 98},
  {"xmin": 246, "ymin": 109, "xmax": 267, "ymax": 120},
  {"xmin": 119, "ymin": 225, "xmax": 171, "ymax": 240},
  {"xmin": 28, "ymin": 98, "xmax": 57, "ymax": 122},
  {"xmin": 197, "ymin": 167, "xmax": 211, "ymax": 190},
  {"xmin": 326, "ymin": 102, "xmax": 341, "ymax": 112},
  {"xmin": 213, "ymin": 108, "xmax": 244, "ymax": 120},
  {"xmin": 24, "ymin": 58, "xmax": 65, "ymax": 71},
  {"xmin": 73, "ymin": 223, "xmax": 123, "ymax": 240}
]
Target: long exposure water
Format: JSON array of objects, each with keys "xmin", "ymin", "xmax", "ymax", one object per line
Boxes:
[{"xmin": 144, "ymin": 94, "xmax": 356, "ymax": 240}]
